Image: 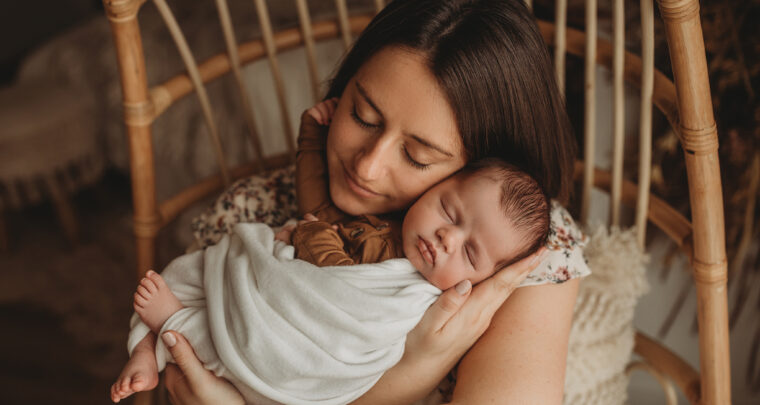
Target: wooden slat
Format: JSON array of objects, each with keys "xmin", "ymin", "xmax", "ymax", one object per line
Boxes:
[
  {"xmin": 581, "ymin": 0, "xmax": 598, "ymax": 224},
  {"xmin": 334, "ymin": 0, "xmax": 352, "ymax": 49},
  {"xmin": 373, "ymin": 0, "xmax": 384, "ymax": 14},
  {"xmin": 573, "ymin": 162, "xmax": 693, "ymax": 255},
  {"xmin": 149, "ymin": 16, "xmax": 374, "ymax": 118},
  {"xmin": 295, "ymin": 0, "xmax": 322, "ymax": 103},
  {"xmin": 214, "ymin": 0, "xmax": 264, "ymax": 171},
  {"xmin": 252, "ymin": 0, "xmax": 296, "ymax": 159},
  {"xmin": 152, "ymin": 0, "xmax": 231, "ymax": 185},
  {"xmin": 610, "ymin": 0, "xmax": 625, "ymax": 226},
  {"xmin": 636, "ymin": 0, "xmax": 655, "ymax": 248}
]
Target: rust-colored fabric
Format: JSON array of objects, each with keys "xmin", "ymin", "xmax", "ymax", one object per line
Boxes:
[
  {"xmin": 291, "ymin": 215, "xmax": 403, "ymax": 266},
  {"xmin": 294, "ymin": 112, "xmax": 404, "ymax": 266},
  {"xmin": 296, "ymin": 111, "xmax": 346, "ymax": 224}
]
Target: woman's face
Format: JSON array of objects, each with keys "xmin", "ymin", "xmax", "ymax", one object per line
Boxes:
[{"xmin": 326, "ymin": 46, "xmax": 468, "ymax": 216}]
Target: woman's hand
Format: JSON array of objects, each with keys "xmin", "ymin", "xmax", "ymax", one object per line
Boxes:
[
  {"xmin": 306, "ymin": 98, "xmax": 339, "ymax": 125},
  {"xmin": 405, "ymin": 248, "xmax": 547, "ymax": 366},
  {"xmin": 161, "ymin": 331, "xmax": 245, "ymax": 405},
  {"xmin": 350, "ymin": 248, "xmax": 547, "ymax": 405}
]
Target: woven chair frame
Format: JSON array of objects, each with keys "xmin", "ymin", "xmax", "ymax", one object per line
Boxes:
[{"xmin": 103, "ymin": 0, "xmax": 730, "ymax": 403}]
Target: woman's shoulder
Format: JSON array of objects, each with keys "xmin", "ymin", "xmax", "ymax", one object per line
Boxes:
[{"xmin": 520, "ymin": 201, "xmax": 591, "ymax": 287}]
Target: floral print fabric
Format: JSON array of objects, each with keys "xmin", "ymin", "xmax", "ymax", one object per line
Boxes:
[{"xmin": 191, "ymin": 165, "xmax": 591, "ymax": 287}]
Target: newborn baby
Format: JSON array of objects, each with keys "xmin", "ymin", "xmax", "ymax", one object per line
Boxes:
[{"xmin": 111, "ymin": 114, "xmax": 549, "ymax": 405}]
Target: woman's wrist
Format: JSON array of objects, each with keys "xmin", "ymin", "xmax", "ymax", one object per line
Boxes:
[{"xmin": 350, "ymin": 351, "xmax": 451, "ymax": 405}]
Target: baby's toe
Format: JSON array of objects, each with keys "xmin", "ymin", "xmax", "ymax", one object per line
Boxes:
[
  {"xmin": 140, "ymin": 276, "xmax": 158, "ymax": 293},
  {"xmin": 136, "ymin": 285, "xmax": 151, "ymax": 299},
  {"xmin": 147, "ymin": 272, "xmax": 168, "ymax": 290}
]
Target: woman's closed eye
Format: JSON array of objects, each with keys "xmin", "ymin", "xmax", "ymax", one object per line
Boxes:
[
  {"xmin": 350, "ymin": 104, "xmax": 380, "ymax": 129},
  {"xmin": 403, "ymin": 145, "xmax": 431, "ymax": 170}
]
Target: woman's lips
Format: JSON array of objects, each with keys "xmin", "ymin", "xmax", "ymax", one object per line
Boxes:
[
  {"xmin": 343, "ymin": 166, "xmax": 381, "ymax": 199},
  {"xmin": 417, "ymin": 236, "xmax": 436, "ymax": 265}
]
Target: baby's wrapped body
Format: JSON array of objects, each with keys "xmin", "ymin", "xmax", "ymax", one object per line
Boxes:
[{"xmin": 127, "ymin": 223, "xmax": 441, "ymax": 405}]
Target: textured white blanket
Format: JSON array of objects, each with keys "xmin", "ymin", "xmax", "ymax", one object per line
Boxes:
[{"xmin": 128, "ymin": 223, "xmax": 441, "ymax": 405}]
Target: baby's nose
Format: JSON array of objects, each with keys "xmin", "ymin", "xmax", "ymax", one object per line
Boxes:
[{"xmin": 436, "ymin": 227, "xmax": 456, "ymax": 253}]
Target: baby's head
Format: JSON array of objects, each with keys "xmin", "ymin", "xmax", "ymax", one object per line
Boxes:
[{"xmin": 402, "ymin": 159, "xmax": 550, "ymax": 290}]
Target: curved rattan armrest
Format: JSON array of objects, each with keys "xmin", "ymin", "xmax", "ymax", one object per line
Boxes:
[
  {"xmin": 634, "ymin": 331, "xmax": 701, "ymax": 403},
  {"xmin": 158, "ymin": 153, "xmax": 291, "ymax": 226},
  {"xmin": 149, "ymin": 15, "xmax": 374, "ymax": 120}
]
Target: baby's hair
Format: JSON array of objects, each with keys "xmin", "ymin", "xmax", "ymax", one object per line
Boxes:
[{"xmin": 462, "ymin": 158, "xmax": 550, "ymax": 267}]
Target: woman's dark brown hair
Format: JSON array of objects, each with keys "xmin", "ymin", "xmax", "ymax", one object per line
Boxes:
[{"xmin": 326, "ymin": 0, "xmax": 576, "ymax": 204}]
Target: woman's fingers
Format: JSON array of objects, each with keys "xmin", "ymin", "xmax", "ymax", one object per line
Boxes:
[
  {"xmin": 162, "ymin": 331, "xmax": 208, "ymax": 387},
  {"xmin": 325, "ymin": 98, "xmax": 338, "ymax": 118},
  {"xmin": 162, "ymin": 331, "xmax": 245, "ymax": 405},
  {"xmin": 458, "ymin": 248, "xmax": 547, "ymax": 325},
  {"xmin": 414, "ymin": 279, "xmax": 471, "ymax": 334}
]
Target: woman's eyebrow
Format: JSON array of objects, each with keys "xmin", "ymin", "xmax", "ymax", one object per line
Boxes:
[
  {"xmin": 406, "ymin": 133, "xmax": 455, "ymax": 158},
  {"xmin": 355, "ymin": 81, "xmax": 385, "ymax": 121}
]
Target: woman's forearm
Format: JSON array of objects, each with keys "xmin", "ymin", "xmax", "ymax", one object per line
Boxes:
[
  {"xmin": 350, "ymin": 352, "xmax": 454, "ymax": 405},
  {"xmin": 449, "ymin": 279, "xmax": 579, "ymax": 404}
]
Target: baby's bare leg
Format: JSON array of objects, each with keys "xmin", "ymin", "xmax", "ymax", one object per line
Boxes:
[
  {"xmin": 110, "ymin": 333, "xmax": 159, "ymax": 402},
  {"xmin": 134, "ymin": 270, "xmax": 184, "ymax": 333}
]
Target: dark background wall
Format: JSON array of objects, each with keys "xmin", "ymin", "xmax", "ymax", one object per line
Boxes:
[{"xmin": 0, "ymin": 0, "xmax": 103, "ymax": 85}]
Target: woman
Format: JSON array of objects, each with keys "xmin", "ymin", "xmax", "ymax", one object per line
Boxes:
[{"xmin": 164, "ymin": 0, "xmax": 588, "ymax": 403}]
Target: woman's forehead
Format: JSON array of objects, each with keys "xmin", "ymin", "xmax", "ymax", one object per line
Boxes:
[{"xmin": 353, "ymin": 46, "xmax": 465, "ymax": 159}]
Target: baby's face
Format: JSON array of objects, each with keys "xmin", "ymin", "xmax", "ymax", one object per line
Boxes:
[{"xmin": 402, "ymin": 172, "xmax": 524, "ymax": 290}]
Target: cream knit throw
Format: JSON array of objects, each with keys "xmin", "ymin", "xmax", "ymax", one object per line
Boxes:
[{"xmin": 563, "ymin": 225, "xmax": 650, "ymax": 405}]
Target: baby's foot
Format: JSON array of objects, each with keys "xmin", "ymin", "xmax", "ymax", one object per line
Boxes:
[
  {"xmin": 110, "ymin": 334, "xmax": 159, "ymax": 402},
  {"xmin": 134, "ymin": 270, "xmax": 183, "ymax": 333}
]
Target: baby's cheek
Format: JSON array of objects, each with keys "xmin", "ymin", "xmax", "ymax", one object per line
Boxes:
[{"xmin": 430, "ymin": 266, "xmax": 464, "ymax": 291}]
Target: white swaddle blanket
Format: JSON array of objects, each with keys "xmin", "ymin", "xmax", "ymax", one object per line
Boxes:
[{"xmin": 127, "ymin": 223, "xmax": 441, "ymax": 405}]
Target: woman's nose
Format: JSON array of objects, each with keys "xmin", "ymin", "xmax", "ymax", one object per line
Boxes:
[{"xmin": 354, "ymin": 134, "xmax": 393, "ymax": 181}]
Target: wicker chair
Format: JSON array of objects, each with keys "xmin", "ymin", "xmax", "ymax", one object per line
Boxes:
[{"xmin": 103, "ymin": 0, "xmax": 730, "ymax": 403}]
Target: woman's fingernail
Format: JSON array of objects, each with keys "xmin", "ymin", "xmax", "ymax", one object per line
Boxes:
[
  {"xmin": 146, "ymin": 270, "xmax": 155, "ymax": 276},
  {"xmin": 455, "ymin": 280, "xmax": 472, "ymax": 295},
  {"xmin": 162, "ymin": 332, "xmax": 177, "ymax": 347}
]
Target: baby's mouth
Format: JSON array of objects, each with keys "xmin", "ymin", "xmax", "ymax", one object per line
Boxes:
[{"xmin": 417, "ymin": 236, "xmax": 436, "ymax": 265}]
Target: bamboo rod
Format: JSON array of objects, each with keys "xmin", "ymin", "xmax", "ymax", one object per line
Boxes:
[
  {"xmin": 658, "ymin": 1, "xmax": 731, "ymax": 403},
  {"xmin": 373, "ymin": 0, "xmax": 384, "ymax": 14},
  {"xmin": 103, "ymin": 0, "xmax": 160, "ymax": 278},
  {"xmin": 536, "ymin": 21, "xmax": 679, "ymax": 128},
  {"xmin": 636, "ymin": 0, "xmax": 655, "ymax": 248},
  {"xmin": 214, "ymin": 0, "xmax": 264, "ymax": 172},
  {"xmin": 252, "ymin": 0, "xmax": 297, "ymax": 159},
  {"xmin": 149, "ymin": 16, "xmax": 373, "ymax": 118},
  {"xmin": 581, "ymin": 0, "xmax": 598, "ymax": 224},
  {"xmin": 610, "ymin": 0, "xmax": 625, "ymax": 226},
  {"xmin": 152, "ymin": 0, "xmax": 231, "ymax": 186},
  {"xmin": 573, "ymin": 162, "xmax": 693, "ymax": 255},
  {"xmin": 553, "ymin": 0, "xmax": 567, "ymax": 96},
  {"xmin": 334, "ymin": 0, "xmax": 352, "ymax": 49},
  {"xmin": 295, "ymin": 0, "xmax": 322, "ymax": 103}
]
